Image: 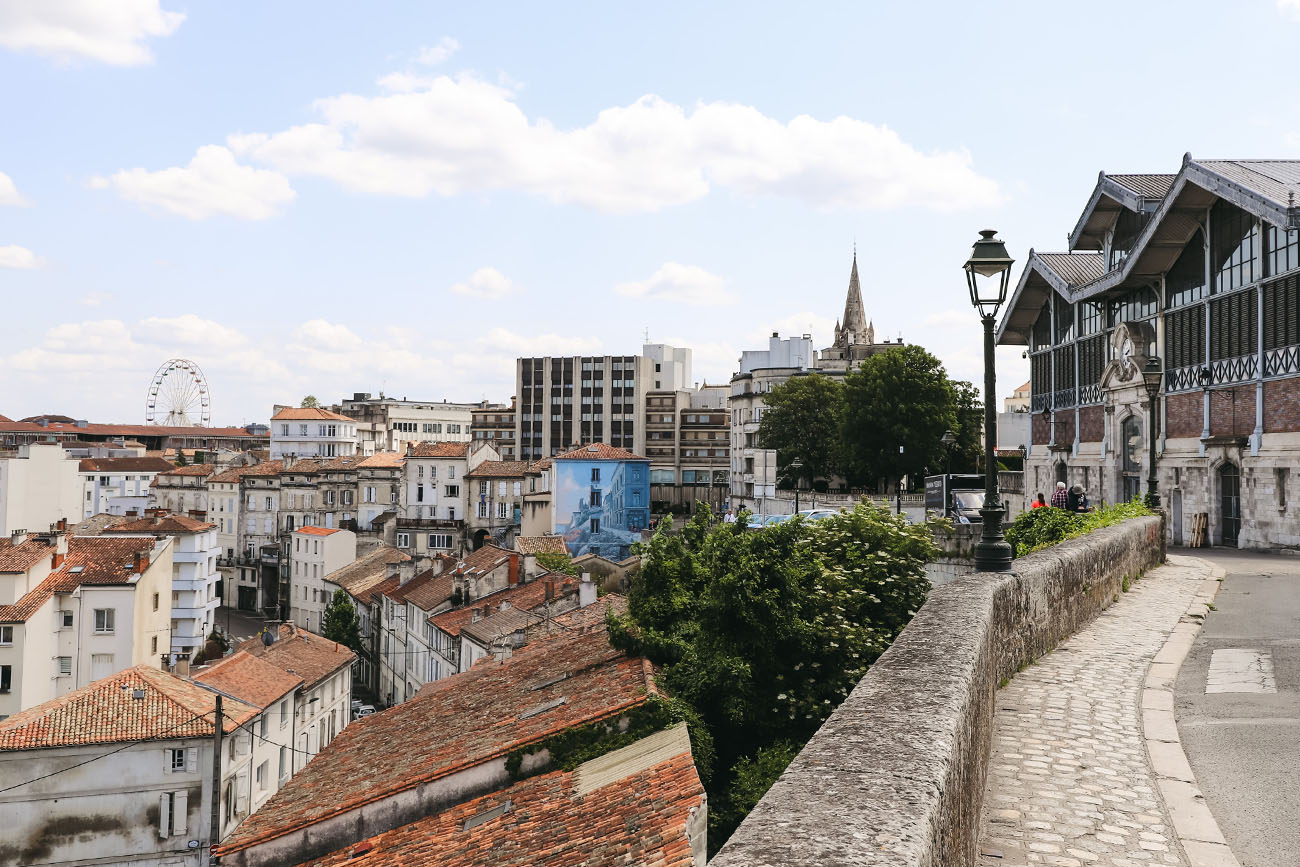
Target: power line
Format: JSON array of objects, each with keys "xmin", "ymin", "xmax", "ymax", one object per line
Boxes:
[{"xmin": 0, "ymin": 709, "xmax": 212, "ymax": 796}]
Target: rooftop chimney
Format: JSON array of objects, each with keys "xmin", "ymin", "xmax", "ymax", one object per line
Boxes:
[
  {"xmin": 398, "ymin": 561, "xmax": 416, "ymax": 585},
  {"xmin": 522, "ymin": 552, "xmax": 538, "ymax": 580},
  {"xmin": 385, "ymin": 561, "xmax": 400, "ymax": 580},
  {"xmin": 507, "ymin": 553, "xmax": 519, "ymax": 586},
  {"xmin": 133, "ymin": 549, "xmax": 150, "ymax": 575},
  {"xmin": 579, "ymin": 572, "xmax": 597, "ymax": 608},
  {"xmin": 9, "ymin": 529, "xmax": 27, "ymax": 546},
  {"xmin": 471, "ymin": 607, "xmax": 483, "ymax": 623}
]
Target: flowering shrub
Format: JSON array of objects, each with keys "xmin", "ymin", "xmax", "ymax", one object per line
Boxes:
[{"xmin": 1004, "ymin": 499, "xmax": 1154, "ymax": 558}]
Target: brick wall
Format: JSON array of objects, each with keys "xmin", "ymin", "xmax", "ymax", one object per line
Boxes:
[
  {"xmin": 1264, "ymin": 377, "xmax": 1300, "ymax": 432},
  {"xmin": 1032, "ymin": 413, "xmax": 1049, "ymax": 446},
  {"xmin": 1166, "ymin": 392, "xmax": 1202, "ymax": 438},
  {"xmin": 1058, "ymin": 412, "xmax": 1076, "ymax": 445},
  {"xmin": 1208, "ymin": 385, "xmax": 1255, "ymax": 437},
  {"xmin": 1078, "ymin": 406, "xmax": 1103, "ymax": 442}
]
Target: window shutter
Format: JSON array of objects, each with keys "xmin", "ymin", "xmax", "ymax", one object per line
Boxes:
[
  {"xmin": 158, "ymin": 794, "xmax": 172, "ymax": 838},
  {"xmin": 235, "ymin": 771, "xmax": 250, "ymax": 815},
  {"xmin": 173, "ymin": 790, "xmax": 188, "ymax": 836},
  {"xmin": 185, "ymin": 747, "xmax": 197, "ymax": 773}
]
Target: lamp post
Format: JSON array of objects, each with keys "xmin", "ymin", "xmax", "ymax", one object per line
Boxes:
[
  {"xmin": 964, "ymin": 229, "xmax": 1015, "ymax": 572},
  {"xmin": 788, "ymin": 457, "xmax": 804, "ymax": 513},
  {"xmin": 1141, "ymin": 356, "xmax": 1164, "ymax": 509},
  {"xmin": 941, "ymin": 429, "xmax": 957, "ymax": 473}
]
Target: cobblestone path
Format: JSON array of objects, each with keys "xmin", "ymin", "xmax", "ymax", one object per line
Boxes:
[{"xmin": 978, "ymin": 558, "xmax": 1209, "ymax": 867}]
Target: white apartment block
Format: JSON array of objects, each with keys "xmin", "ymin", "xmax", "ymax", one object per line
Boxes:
[
  {"xmin": 0, "ymin": 443, "xmax": 82, "ymax": 536},
  {"xmin": 642, "ymin": 342, "xmax": 694, "ymax": 391},
  {"xmin": 288, "ymin": 526, "xmax": 357, "ymax": 633},
  {"xmin": 106, "ymin": 514, "xmax": 222, "ymax": 657},
  {"xmin": 270, "ymin": 408, "xmax": 357, "ymax": 459},
  {"xmin": 395, "ymin": 442, "xmax": 476, "ymax": 557},
  {"xmin": 151, "ymin": 464, "xmax": 217, "ymax": 515},
  {"xmin": 334, "ymin": 394, "xmax": 477, "ymax": 456},
  {"xmin": 0, "ymin": 528, "xmax": 173, "ymax": 720},
  {"xmin": 79, "ymin": 456, "xmax": 177, "ymax": 517}
]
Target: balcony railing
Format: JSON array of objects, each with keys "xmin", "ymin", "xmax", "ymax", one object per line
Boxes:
[{"xmin": 395, "ymin": 518, "xmax": 463, "ymax": 530}]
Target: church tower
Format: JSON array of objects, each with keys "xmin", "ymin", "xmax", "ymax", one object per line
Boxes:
[{"xmin": 837, "ymin": 250, "xmax": 875, "ymax": 348}]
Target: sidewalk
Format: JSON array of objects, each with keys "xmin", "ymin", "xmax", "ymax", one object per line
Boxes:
[{"xmin": 977, "ymin": 555, "xmax": 1233, "ymax": 867}]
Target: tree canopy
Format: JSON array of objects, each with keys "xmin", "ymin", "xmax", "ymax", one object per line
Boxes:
[
  {"xmin": 300, "ymin": 395, "xmax": 320, "ymax": 408},
  {"xmin": 757, "ymin": 373, "xmax": 845, "ymax": 488},
  {"xmin": 321, "ymin": 589, "xmax": 362, "ymax": 653},
  {"xmin": 841, "ymin": 344, "xmax": 961, "ymax": 486},
  {"xmin": 609, "ymin": 502, "xmax": 937, "ymax": 850}
]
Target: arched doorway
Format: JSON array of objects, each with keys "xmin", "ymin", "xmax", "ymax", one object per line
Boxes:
[
  {"xmin": 1121, "ymin": 415, "xmax": 1143, "ymax": 502},
  {"xmin": 1056, "ymin": 462, "xmax": 1068, "ymax": 485},
  {"xmin": 472, "ymin": 529, "xmax": 490, "ymax": 550},
  {"xmin": 1219, "ymin": 463, "xmax": 1241, "ymax": 547}
]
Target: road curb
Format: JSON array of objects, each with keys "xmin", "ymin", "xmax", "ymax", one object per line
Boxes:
[{"xmin": 1142, "ymin": 555, "xmax": 1240, "ymax": 867}]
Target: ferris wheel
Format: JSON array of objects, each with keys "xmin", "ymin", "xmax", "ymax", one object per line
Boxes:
[{"xmin": 145, "ymin": 359, "xmax": 211, "ymax": 427}]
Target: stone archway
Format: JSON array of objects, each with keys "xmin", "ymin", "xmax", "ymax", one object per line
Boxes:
[{"xmin": 472, "ymin": 529, "xmax": 490, "ymax": 550}]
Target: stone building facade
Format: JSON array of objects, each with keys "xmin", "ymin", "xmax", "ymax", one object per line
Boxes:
[{"xmin": 999, "ymin": 156, "xmax": 1300, "ymax": 549}]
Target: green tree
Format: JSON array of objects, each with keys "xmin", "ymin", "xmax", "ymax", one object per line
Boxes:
[
  {"xmin": 948, "ymin": 379, "xmax": 983, "ymax": 474},
  {"xmin": 610, "ymin": 502, "xmax": 937, "ymax": 850},
  {"xmin": 841, "ymin": 345, "xmax": 958, "ymax": 489},
  {"xmin": 757, "ymin": 373, "xmax": 845, "ymax": 488},
  {"xmin": 300, "ymin": 395, "xmax": 320, "ymax": 408},
  {"xmin": 536, "ymin": 551, "xmax": 580, "ymax": 575},
  {"xmin": 321, "ymin": 589, "xmax": 362, "ymax": 653}
]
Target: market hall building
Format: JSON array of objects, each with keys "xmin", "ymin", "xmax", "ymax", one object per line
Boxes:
[{"xmin": 998, "ymin": 155, "xmax": 1300, "ymax": 550}]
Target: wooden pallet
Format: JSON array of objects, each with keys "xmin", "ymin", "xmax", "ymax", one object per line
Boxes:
[{"xmin": 1190, "ymin": 512, "xmax": 1209, "ymax": 548}]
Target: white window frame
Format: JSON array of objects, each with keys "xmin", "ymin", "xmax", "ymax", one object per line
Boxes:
[{"xmin": 93, "ymin": 608, "xmax": 115, "ymax": 634}]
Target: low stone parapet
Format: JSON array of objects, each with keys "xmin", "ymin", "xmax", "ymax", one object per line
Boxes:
[{"xmin": 711, "ymin": 514, "xmax": 1165, "ymax": 867}]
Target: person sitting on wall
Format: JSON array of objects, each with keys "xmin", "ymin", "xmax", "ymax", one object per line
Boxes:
[
  {"xmin": 1031, "ymin": 492, "xmax": 1047, "ymax": 509},
  {"xmin": 1050, "ymin": 481, "xmax": 1070, "ymax": 509}
]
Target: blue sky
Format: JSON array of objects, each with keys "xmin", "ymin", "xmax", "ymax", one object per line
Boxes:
[{"xmin": 4, "ymin": 0, "xmax": 1300, "ymax": 425}]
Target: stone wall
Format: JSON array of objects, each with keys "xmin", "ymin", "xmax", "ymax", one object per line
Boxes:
[{"xmin": 711, "ymin": 515, "xmax": 1165, "ymax": 867}]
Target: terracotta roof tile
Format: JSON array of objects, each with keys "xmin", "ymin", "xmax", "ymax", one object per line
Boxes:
[
  {"xmin": 216, "ymin": 631, "xmax": 654, "ymax": 855},
  {"xmin": 295, "ymin": 526, "xmax": 342, "ymax": 537},
  {"xmin": 0, "ymin": 536, "xmax": 158, "ymax": 623},
  {"xmin": 156, "ymin": 463, "xmax": 217, "ymax": 477},
  {"xmin": 0, "ymin": 421, "xmax": 265, "ymax": 439},
  {"xmin": 0, "ymin": 539, "xmax": 53, "ymax": 573},
  {"xmin": 459, "ymin": 544, "xmax": 513, "ymax": 576},
  {"xmin": 77, "ymin": 456, "xmax": 179, "ymax": 473},
  {"xmin": 237, "ymin": 624, "xmax": 355, "ymax": 691},
  {"xmin": 291, "ymin": 749, "xmax": 703, "ymax": 867},
  {"xmin": 106, "ymin": 514, "xmax": 215, "ymax": 534},
  {"xmin": 193, "ymin": 651, "xmax": 303, "ymax": 709},
  {"xmin": 458, "ymin": 577, "xmax": 577, "ymax": 646},
  {"xmin": 209, "ymin": 461, "xmax": 284, "ymax": 483},
  {"xmin": 428, "ymin": 575, "xmax": 570, "ymax": 639},
  {"xmin": 553, "ymin": 443, "xmax": 647, "ymax": 461},
  {"xmin": 354, "ymin": 575, "xmax": 399, "ymax": 606},
  {"xmin": 407, "ymin": 442, "xmax": 469, "ymax": 458},
  {"xmin": 465, "ymin": 461, "xmax": 529, "ymax": 478},
  {"xmin": 514, "ymin": 536, "xmax": 568, "ymax": 556},
  {"xmin": 384, "ymin": 566, "xmax": 456, "ymax": 611},
  {"xmin": 0, "ymin": 665, "xmax": 258, "ymax": 750},
  {"xmin": 271, "ymin": 407, "xmax": 353, "ymax": 422},
  {"xmin": 526, "ymin": 594, "xmax": 627, "ymax": 639},
  {"xmin": 359, "ymin": 452, "xmax": 404, "ymax": 469},
  {"xmin": 324, "ymin": 546, "xmax": 409, "ymax": 600}
]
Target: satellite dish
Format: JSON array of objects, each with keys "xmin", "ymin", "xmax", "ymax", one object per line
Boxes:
[{"xmin": 262, "ymin": 629, "xmax": 275, "ymax": 646}]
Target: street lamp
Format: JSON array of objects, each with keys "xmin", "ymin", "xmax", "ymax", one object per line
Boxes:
[
  {"xmin": 964, "ymin": 229, "xmax": 1015, "ymax": 572},
  {"xmin": 788, "ymin": 457, "xmax": 804, "ymax": 513},
  {"xmin": 1141, "ymin": 356, "xmax": 1163, "ymax": 509},
  {"xmin": 941, "ymin": 429, "xmax": 957, "ymax": 473}
]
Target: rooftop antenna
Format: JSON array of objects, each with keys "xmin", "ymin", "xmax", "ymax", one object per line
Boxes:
[{"xmin": 643, "ymin": 327, "xmax": 650, "ymax": 343}]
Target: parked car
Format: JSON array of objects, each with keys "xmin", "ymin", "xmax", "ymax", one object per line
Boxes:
[
  {"xmin": 796, "ymin": 508, "xmax": 838, "ymax": 521},
  {"xmin": 352, "ymin": 704, "xmax": 376, "ymax": 721}
]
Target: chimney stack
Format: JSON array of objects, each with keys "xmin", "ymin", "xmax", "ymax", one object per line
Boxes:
[
  {"xmin": 398, "ymin": 560, "xmax": 416, "ymax": 585},
  {"xmin": 579, "ymin": 572, "xmax": 596, "ymax": 608},
  {"xmin": 507, "ymin": 553, "xmax": 519, "ymax": 586},
  {"xmin": 133, "ymin": 549, "xmax": 150, "ymax": 575},
  {"xmin": 9, "ymin": 529, "xmax": 27, "ymax": 546},
  {"xmin": 522, "ymin": 553, "xmax": 538, "ymax": 580},
  {"xmin": 471, "ymin": 607, "xmax": 483, "ymax": 623}
]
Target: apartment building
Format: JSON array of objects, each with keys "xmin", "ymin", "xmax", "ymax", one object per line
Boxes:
[
  {"xmin": 288, "ymin": 526, "xmax": 357, "ymax": 632},
  {"xmin": 333, "ymin": 394, "xmax": 477, "ymax": 456},
  {"xmin": 395, "ymin": 441, "xmax": 492, "ymax": 557},
  {"xmin": 0, "ymin": 526, "xmax": 173, "ymax": 720},
  {"xmin": 464, "ymin": 460, "xmax": 528, "ymax": 550},
  {"xmin": 356, "ymin": 452, "xmax": 403, "ymax": 530},
  {"xmin": 645, "ymin": 386, "xmax": 730, "ymax": 512},
  {"xmin": 0, "ymin": 443, "xmax": 82, "ymax": 536},
  {"xmin": 78, "ymin": 455, "xmax": 176, "ymax": 517},
  {"xmin": 321, "ymin": 545, "xmax": 409, "ymax": 695},
  {"xmin": 106, "ymin": 514, "xmax": 222, "ymax": 657},
  {"xmin": 469, "ymin": 401, "xmax": 517, "ymax": 460},
  {"xmin": 514, "ymin": 353, "xmax": 656, "ymax": 461},
  {"xmin": 151, "ymin": 463, "xmax": 216, "ymax": 515},
  {"xmin": 269, "ymin": 408, "xmax": 357, "ymax": 460}
]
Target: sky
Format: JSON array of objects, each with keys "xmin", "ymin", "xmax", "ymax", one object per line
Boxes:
[{"xmin": 4, "ymin": 0, "xmax": 1300, "ymax": 426}]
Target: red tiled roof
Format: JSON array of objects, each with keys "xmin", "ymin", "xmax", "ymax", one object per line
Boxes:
[
  {"xmin": 465, "ymin": 461, "xmax": 529, "ymax": 478},
  {"xmin": 156, "ymin": 463, "xmax": 216, "ymax": 477},
  {"xmin": 0, "ymin": 538, "xmax": 53, "ymax": 573},
  {"xmin": 428, "ymin": 575, "xmax": 569, "ymax": 639},
  {"xmin": 216, "ymin": 631, "xmax": 655, "ymax": 855},
  {"xmin": 77, "ymin": 456, "xmax": 178, "ymax": 473},
  {"xmin": 295, "ymin": 526, "xmax": 341, "ymax": 537},
  {"xmin": 384, "ymin": 565, "xmax": 456, "ymax": 611},
  {"xmin": 237, "ymin": 624, "xmax": 355, "ymax": 691},
  {"xmin": 106, "ymin": 514, "xmax": 215, "ymax": 534},
  {"xmin": 324, "ymin": 546, "xmax": 408, "ymax": 601},
  {"xmin": 0, "ymin": 414, "xmax": 10, "ymax": 423},
  {"xmin": 359, "ymin": 452, "xmax": 404, "ymax": 469},
  {"xmin": 354, "ymin": 575, "xmax": 399, "ymax": 606},
  {"xmin": 526, "ymin": 457, "xmax": 553, "ymax": 472},
  {"xmin": 514, "ymin": 536, "xmax": 568, "ymax": 556},
  {"xmin": 193, "ymin": 651, "xmax": 303, "ymax": 709},
  {"xmin": 209, "ymin": 461, "xmax": 284, "ymax": 483},
  {"xmin": 553, "ymin": 443, "xmax": 647, "ymax": 461},
  {"xmin": 272, "ymin": 407, "xmax": 352, "ymax": 422},
  {"xmin": 0, "ymin": 421, "xmax": 266, "ymax": 439},
  {"xmin": 0, "ymin": 665, "xmax": 258, "ymax": 750},
  {"xmin": 407, "ymin": 442, "xmax": 469, "ymax": 458},
  {"xmin": 0, "ymin": 536, "xmax": 159, "ymax": 623},
  {"xmin": 459, "ymin": 544, "xmax": 513, "ymax": 576},
  {"xmin": 526, "ymin": 594, "xmax": 627, "ymax": 639},
  {"xmin": 291, "ymin": 749, "xmax": 703, "ymax": 867}
]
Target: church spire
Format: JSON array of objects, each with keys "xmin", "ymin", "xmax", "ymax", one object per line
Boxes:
[{"xmin": 841, "ymin": 249, "xmax": 869, "ymax": 337}]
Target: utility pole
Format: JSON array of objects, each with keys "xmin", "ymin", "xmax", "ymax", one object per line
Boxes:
[{"xmin": 209, "ymin": 694, "xmax": 223, "ymax": 864}]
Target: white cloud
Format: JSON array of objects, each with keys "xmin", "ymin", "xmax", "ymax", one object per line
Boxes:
[
  {"xmin": 0, "ymin": 0, "xmax": 184, "ymax": 66},
  {"xmin": 1280, "ymin": 0, "xmax": 1300, "ymax": 17},
  {"xmin": 78, "ymin": 290, "xmax": 111, "ymax": 307},
  {"xmin": 747, "ymin": 311, "xmax": 837, "ymax": 348},
  {"xmin": 922, "ymin": 308, "xmax": 975, "ymax": 328},
  {"xmin": 137, "ymin": 314, "xmax": 250, "ymax": 347},
  {"xmin": 0, "ymin": 171, "xmax": 29, "ymax": 206},
  {"xmin": 95, "ymin": 145, "xmax": 296, "ymax": 220},
  {"xmin": 225, "ymin": 73, "xmax": 998, "ymax": 214},
  {"xmin": 416, "ymin": 37, "xmax": 459, "ymax": 65},
  {"xmin": 450, "ymin": 267, "xmax": 519, "ymax": 300},
  {"xmin": 0, "ymin": 244, "xmax": 43, "ymax": 269},
  {"xmin": 615, "ymin": 262, "xmax": 734, "ymax": 306}
]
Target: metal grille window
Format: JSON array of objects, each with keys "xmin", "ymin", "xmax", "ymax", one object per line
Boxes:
[
  {"xmin": 1168, "ymin": 230, "xmax": 1208, "ymax": 308},
  {"xmin": 1210, "ymin": 288, "xmax": 1258, "ymax": 360},
  {"xmin": 1109, "ymin": 287, "xmax": 1157, "ymax": 326},
  {"xmin": 1030, "ymin": 353, "xmax": 1051, "ymax": 407},
  {"xmin": 1264, "ymin": 275, "xmax": 1300, "ymax": 350},
  {"xmin": 1052, "ymin": 345, "xmax": 1075, "ymax": 397},
  {"xmin": 1166, "ymin": 305, "xmax": 1206, "ymax": 370},
  {"xmin": 1053, "ymin": 293, "xmax": 1074, "ymax": 343},
  {"xmin": 1212, "ymin": 200, "xmax": 1260, "ymax": 293},
  {"xmin": 1266, "ymin": 225, "xmax": 1299, "ymax": 278},
  {"xmin": 1079, "ymin": 301, "xmax": 1105, "ymax": 336},
  {"xmin": 1078, "ymin": 335, "xmax": 1106, "ymax": 388},
  {"xmin": 1031, "ymin": 307, "xmax": 1051, "ymax": 351}
]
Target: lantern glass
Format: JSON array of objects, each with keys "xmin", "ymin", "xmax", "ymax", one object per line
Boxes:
[
  {"xmin": 1142, "ymin": 356, "xmax": 1164, "ymax": 398},
  {"xmin": 964, "ymin": 229, "xmax": 1014, "ymax": 317}
]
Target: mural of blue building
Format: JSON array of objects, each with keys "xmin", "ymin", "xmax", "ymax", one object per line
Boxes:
[{"xmin": 551, "ymin": 443, "xmax": 650, "ymax": 560}]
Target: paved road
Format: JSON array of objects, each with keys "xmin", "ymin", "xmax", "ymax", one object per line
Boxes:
[
  {"xmin": 213, "ymin": 605, "xmax": 273, "ymax": 646},
  {"xmin": 1172, "ymin": 547, "xmax": 1300, "ymax": 867},
  {"xmin": 979, "ymin": 557, "xmax": 1207, "ymax": 866}
]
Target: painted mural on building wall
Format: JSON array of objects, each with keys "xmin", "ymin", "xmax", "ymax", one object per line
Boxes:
[{"xmin": 553, "ymin": 458, "xmax": 650, "ymax": 560}]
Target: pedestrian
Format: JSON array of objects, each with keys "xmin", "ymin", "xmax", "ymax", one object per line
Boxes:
[
  {"xmin": 1050, "ymin": 481, "xmax": 1070, "ymax": 509},
  {"xmin": 1073, "ymin": 486, "xmax": 1092, "ymax": 513},
  {"xmin": 1067, "ymin": 484, "xmax": 1089, "ymax": 512},
  {"xmin": 1031, "ymin": 492, "xmax": 1047, "ymax": 509}
]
